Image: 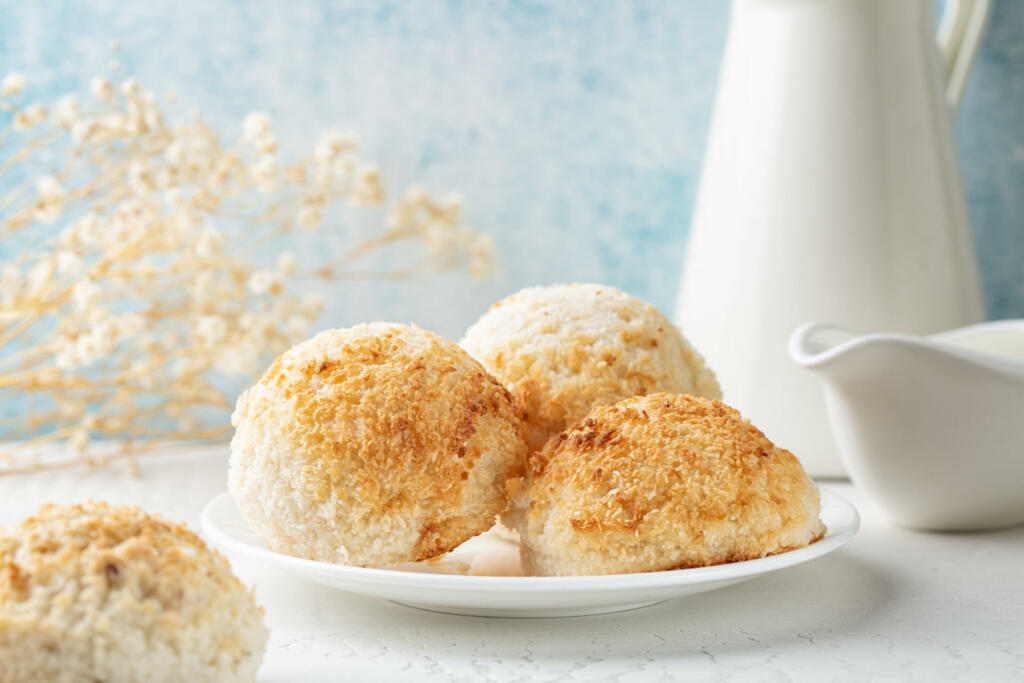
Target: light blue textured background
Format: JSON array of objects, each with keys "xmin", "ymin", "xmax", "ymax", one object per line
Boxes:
[{"xmin": 1, "ymin": 0, "xmax": 1021, "ymax": 341}]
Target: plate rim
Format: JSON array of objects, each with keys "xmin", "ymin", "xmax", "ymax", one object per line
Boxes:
[{"xmin": 201, "ymin": 488, "xmax": 859, "ymax": 592}]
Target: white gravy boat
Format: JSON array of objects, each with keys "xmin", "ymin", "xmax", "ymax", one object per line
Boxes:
[{"xmin": 790, "ymin": 320, "xmax": 1024, "ymax": 531}]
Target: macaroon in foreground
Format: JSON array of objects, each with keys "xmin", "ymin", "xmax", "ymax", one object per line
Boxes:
[
  {"xmin": 229, "ymin": 322, "xmax": 528, "ymax": 567},
  {"xmin": 461, "ymin": 283, "xmax": 721, "ymax": 452},
  {"xmin": 0, "ymin": 502, "xmax": 267, "ymax": 683},
  {"xmin": 504, "ymin": 393, "xmax": 826, "ymax": 576}
]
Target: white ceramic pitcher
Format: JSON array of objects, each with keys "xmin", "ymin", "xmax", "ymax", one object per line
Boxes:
[{"xmin": 676, "ymin": 0, "xmax": 991, "ymax": 476}]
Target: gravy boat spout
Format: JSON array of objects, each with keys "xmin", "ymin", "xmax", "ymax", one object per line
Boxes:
[
  {"xmin": 788, "ymin": 322, "xmax": 898, "ymax": 380},
  {"xmin": 789, "ymin": 320, "xmax": 1024, "ymax": 531}
]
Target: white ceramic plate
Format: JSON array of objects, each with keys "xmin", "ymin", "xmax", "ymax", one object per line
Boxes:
[{"xmin": 201, "ymin": 489, "xmax": 858, "ymax": 617}]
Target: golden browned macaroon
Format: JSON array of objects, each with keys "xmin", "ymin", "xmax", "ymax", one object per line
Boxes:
[
  {"xmin": 229, "ymin": 322, "xmax": 528, "ymax": 567},
  {"xmin": 0, "ymin": 502, "xmax": 267, "ymax": 683},
  {"xmin": 504, "ymin": 393, "xmax": 826, "ymax": 576},
  {"xmin": 461, "ymin": 283, "xmax": 721, "ymax": 452}
]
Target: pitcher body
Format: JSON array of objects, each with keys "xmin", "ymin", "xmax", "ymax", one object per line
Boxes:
[{"xmin": 676, "ymin": 0, "xmax": 988, "ymax": 476}]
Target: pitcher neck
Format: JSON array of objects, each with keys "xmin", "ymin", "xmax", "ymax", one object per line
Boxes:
[{"xmin": 731, "ymin": 0, "xmax": 936, "ymax": 27}]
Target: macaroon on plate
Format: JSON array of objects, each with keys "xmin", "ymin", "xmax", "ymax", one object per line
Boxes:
[{"xmin": 201, "ymin": 488, "xmax": 858, "ymax": 618}]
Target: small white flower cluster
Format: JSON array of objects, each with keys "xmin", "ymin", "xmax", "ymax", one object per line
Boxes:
[
  {"xmin": 1, "ymin": 72, "xmax": 25, "ymax": 97},
  {"xmin": 34, "ymin": 175, "xmax": 66, "ymax": 223},
  {"xmin": 0, "ymin": 68, "xmax": 492, "ymax": 474},
  {"xmin": 388, "ymin": 189, "xmax": 494, "ymax": 279},
  {"xmin": 12, "ymin": 102, "xmax": 47, "ymax": 131},
  {"xmin": 54, "ymin": 309, "xmax": 144, "ymax": 370}
]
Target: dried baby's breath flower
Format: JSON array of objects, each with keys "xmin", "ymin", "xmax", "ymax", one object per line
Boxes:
[
  {"xmin": 90, "ymin": 76, "xmax": 113, "ymax": 100},
  {"xmin": 0, "ymin": 70, "xmax": 492, "ymax": 475},
  {"xmin": 33, "ymin": 175, "xmax": 67, "ymax": 223},
  {"xmin": 250, "ymin": 155, "xmax": 278, "ymax": 192},
  {"xmin": 196, "ymin": 315, "xmax": 228, "ymax": 347},
  {"xmin": 242, "ymin": 111, "xmax": 272, "ymax": 143},
  {"xmin": 247, "ymin": 269, "xmax": 280, "ymax": 296},
  {"xmin": 469, "ymin": 234, "xmax": 496, "ymax": 280},
  {"xmin": 276, "ymin": 251, "xmax": 296, "ymax": 276},
  {"xmin": 296, "ymin": 205, "xmax": 322, "ymax": 231},
  {"xmin": 1, "ymin": 72, "xmax": 25, "ymax": 97},
  {"xmin": 53, "ymin": 95, "xmax": 80, "ymax": 128},
  {"xmin": 12, "ymin": 103, "xmax": 47, "ymax": 131},
  {"xmin": 313, "ymin": 130, "xmax": 357, "ymax": 164}
]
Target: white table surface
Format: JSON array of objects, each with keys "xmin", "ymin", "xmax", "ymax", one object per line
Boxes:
[{"xmin": 1, "ymin": 445, "xmax": 1021, "ymax": 682}]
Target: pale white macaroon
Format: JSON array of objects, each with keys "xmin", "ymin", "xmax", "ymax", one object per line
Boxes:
[
  {"xmin": 461, "ymin": 283, "xmax": 722, "ymax": 452},
  {"xmin": 229, "ymin": 322, "xmax": 528, "ymax": 567},
  {"xmin": 0, "ymin": 502, "xmax": 267, "ymax": 683}
]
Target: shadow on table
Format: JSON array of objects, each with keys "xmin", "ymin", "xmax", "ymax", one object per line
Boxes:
[
  {"xmin": 250, "ymin": 546, "xmax": 898, "ymax": 666},
  {"xmin": 415, "ymin": 551, "xmax": 893, "ymax": 656}
]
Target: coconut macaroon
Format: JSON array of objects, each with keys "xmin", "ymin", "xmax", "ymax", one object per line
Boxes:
[
  {"xmin": 0, "ymin": 502, "xmax": 267, "ymax": 683},
  {"xmin": 229, "ymin": 322, "xmax": 528, "ymax": 567},
  {"xmin": 505, "ymin": 393, "xmax": 826, "ymax": 576},
  {"xmin": 461, "ymin": 283, "xmax": 721, "ymax": 451}
]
